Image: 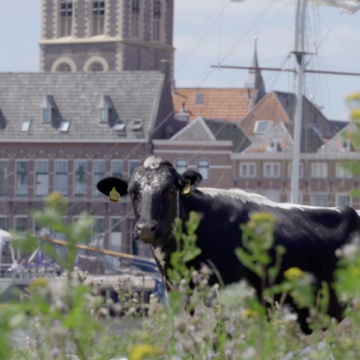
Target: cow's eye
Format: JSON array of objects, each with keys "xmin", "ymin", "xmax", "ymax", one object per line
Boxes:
[{"xmin": 169, "ymin": 188, "xmax": 176, "ymax": 195}]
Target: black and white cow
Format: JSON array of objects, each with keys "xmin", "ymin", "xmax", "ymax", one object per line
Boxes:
[{"xmin": 97, "ymin": 155, "xmax": 360, "ymax": 333}]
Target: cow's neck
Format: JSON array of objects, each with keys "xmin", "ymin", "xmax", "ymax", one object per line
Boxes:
[{"xmin": 151, "ymin": 235, "xmax": 176, "ymax": 279}]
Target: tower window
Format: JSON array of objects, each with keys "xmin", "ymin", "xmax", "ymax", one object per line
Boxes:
[
  {"xmin": 132, "ymin": 0, "xmax": 140, "ymax": 38},
  {"xmin": 90, "ymin": 62, "xmax": 104, "ymax": 72},
  {"xmin": 153, "ymin": 0, "xmax": 161, "ymax": 42},
  {"xmin": 57, "ymin": 63, "xmax": 71, "ymax": 72},
  {"xmin": 93, "ymin": 1, "xmax": 105, "ymax": 36},
  {"xmin": 60, "ymin": 0, "xmax": 73, "ymax": 37}
]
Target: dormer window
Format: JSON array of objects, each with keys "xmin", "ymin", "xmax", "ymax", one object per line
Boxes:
[
  {"xmin": 97, "ymin": 95, "xmax": 112, "ymax": 124},
  {"xmin": 59, "ymin": 120, "xmax": 70, "ymax": 133},
  {"xmin": 113, "ymin": 119, "xmax": 126, "ymax": 131},
  {"xmin": 41, "ymin": 96, "xmax": 55, "ymax": 124},
  {"xmin": 195, "ymin": 93, "xmax": 203, "ymax": 105},
  {"xmin": 21, "ymin": 120, "xmax": 31, "ymax": 132},
  {"xmin": 254, "ymin": 120, "xmax": 272, "ymax": 135},
  {"xmin": 133, "ymin": 119, "xmax": 143, "ymax": 130}
]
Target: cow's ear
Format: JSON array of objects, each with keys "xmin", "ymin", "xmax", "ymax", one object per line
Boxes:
[
  {"xmin": 96, "ymin": 177, "xmax": 128, "ymax": 203},
  {"xmin": 178, "ymin": 171, "xmax": 202, "ymax": 195}
]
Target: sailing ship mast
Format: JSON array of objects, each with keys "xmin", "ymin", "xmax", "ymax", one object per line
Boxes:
[
  {"xmin": 290, "ymin": 0, "xmax": 307, "ymax": 204},
  {"xmin": 226, "ymin": 0, "xmax": 360, "ymax": 204}
]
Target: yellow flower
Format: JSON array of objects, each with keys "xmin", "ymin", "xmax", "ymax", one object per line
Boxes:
[
  {"xmin": 29, "ymin": 278, "xmax": 48, "ymax": 291},
  {"xmin": 129, "ymin": 344, "xmax": 163, "ymax": 360},
  {"xmin": 213, "ymin": 304, "xmax": 222, "ymax": 315},
  {"xmin": 284, "ymin": 267, "xmax": 304, "ymax": 281},
  {"xmin": 244, "ymin": 308, "xmax": 257, "ymax": 318},
  {"xmin": 46, "ymin": 191, "xmax": 63, "ymax": 203},
  {"xmin": 251, "ymin": 212, "xmax": 277, "ymax": 223}
]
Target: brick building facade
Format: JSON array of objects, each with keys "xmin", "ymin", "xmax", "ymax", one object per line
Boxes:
[{"xmin": 0, "ymin": 71, "xmax": 182, "ymax": 258}]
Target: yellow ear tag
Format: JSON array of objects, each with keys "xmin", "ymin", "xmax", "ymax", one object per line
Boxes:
[
  {"xmin": 109, "ymin": 187, "xmax": 121, "ymax": 203},
  {"xmin": 182, "ymin": 182, "xmax": 191, "ymax": 195}
]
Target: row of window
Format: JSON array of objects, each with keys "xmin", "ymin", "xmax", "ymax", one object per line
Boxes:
[
  {"xmin": 175, "ymin": 159, "xmax": 209, "ymax": 181},
  {"xmin": 59, "ymin": 0, "xmax": 163, "ymax": 41},
  {"xmin": 240, "ymin": 162, "xmax": 353, "ymax": 179},
  {"xmin": 247, "ymin": 190, "xmax": 351, "ymax": 207},
  {"xmin": 0, "ymin": 159, "xmax": 211, "ymax": 197},
  {"xmin": 0, "ymin": 216, "xmax": 122, "ymax": 251},
  {"xmin": 0, "ymin": 160, "xmax": 139, "ymax": 197}
]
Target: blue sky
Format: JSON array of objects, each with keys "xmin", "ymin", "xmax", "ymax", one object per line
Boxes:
[{"xmin": 0, "ymin": 0, "xmax": 359, "ymax": 120}]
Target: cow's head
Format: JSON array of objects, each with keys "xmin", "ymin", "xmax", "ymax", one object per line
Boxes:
[{"xmin": 96, "ymin": 155, "xmax": 202, "ymax": 244}]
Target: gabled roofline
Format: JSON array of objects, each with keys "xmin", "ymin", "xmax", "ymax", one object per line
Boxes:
[
  {"xmin": 239, "ymin": 91, "xmax": 272, "ymax": 124},
  {"xmin": 153, "ymin": 139, "xmax": 233, "ymax": 146},
  {"xmin": 148, "ymin": 75, "xmax": 167, "ymax": 135},
  {"xmin": 170, "ymin": 116, "xmax": 215, "ymax": 141}
]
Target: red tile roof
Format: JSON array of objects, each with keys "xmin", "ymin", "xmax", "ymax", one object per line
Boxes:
[
  {"xmin": 172, "ymin": 88, "xmax": 252, "ymax": 122},
  {"xmin": 240, "ymin": 92, "xmax": 290, "ymax": 137}
]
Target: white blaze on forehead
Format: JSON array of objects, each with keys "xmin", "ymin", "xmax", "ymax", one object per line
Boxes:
[
  {"xmin": 143, "ymin": 155, "xmax": 164, "ymax": 170},
  {"xmin": 133, "ymin": 172, "xmax": 163, "ymax": 193},
  {"xmin": 152, "ymin": 246, "xmax": 166, "ymax": 269},
  {"xmin": 199, "ymin": 187, "xmax": 342, "ymax": 213}
]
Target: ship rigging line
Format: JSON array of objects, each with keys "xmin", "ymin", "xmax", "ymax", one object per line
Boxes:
[{"xmin": 210, "ymin": 65, "xmax": 360, "ymax": 77}]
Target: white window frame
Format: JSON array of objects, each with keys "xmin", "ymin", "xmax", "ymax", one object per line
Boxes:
[
  {"xmin": 14, "ymin": 216, "xmax": 28, "ymax": 235},
  {"xmin": 197, "ymin": 159, "xmax": 210, "ymax": 182},
  {"xmin": 92, "ymin": 216, "xmax": 105, "ymax": 243},
  {"xmin": 336, "ymin": 193, "xmax": 352, "ymax": 207},
  {"xmin": 128, "ymin": 159, "xmax": 140, "ymax": 176},
  {"xmin": 110, "ymin": 217, "xmax": 122, "ymax": 253},
  {"xmin": 0, "ymin": 160, "xmax": 9, "ymax": 197},
  {"xmin": 111, "ymin": 160, "xmax": 123, "ymax": 178},
  {"xmin": 92, "ymin": 0, "xmax": 105, "ymax": 36},
  {"xmin": 35, "ymin": 160, "xmax": 49, "ymax": 197},
  {"xmin": 310, "ymin": 193, "xmax": 328, "ymax": 207},
  {"xmin": 287, "ymin": 191, "xmax": 303, "ymax": 205},
  {"xmin": 311, "ymin": 162, "xmax": 328, "ymax": 178},
  {"xmin": 288, "ymin": 162, "xmax": 304, "ymax": 178},
  {"xmin": 58, "ymin": 0, "xmax": 73, "ymax": 37},
  {"xmin": 335, "ymin": 163, "xmax": 353, "ymax": 179},
  {"xmin": 0, "ymin": 216, "xmax": 8, "ymax": 231},
  {"xmin": 263, "ymin": 189, "xmax": 280, "ymax": 203},
  {"xmin": 240, "ymin": 162, "xmax": 256, "ymax": 178},
  {"xmin": 54, "ymin": 160, "xmax": 69, "ymax": 196},
  {"xmin": 152, "ymin": 0, "xmax": 165, "ymax": 43},
  {"xmin": 74, "ymin": 160, "xmax": 87, "ymax": 197},
  {"xmin": 15, "ymin": 160, "xmax": 29, "ymax": 197},
  {"xmin": 263, "ymin": 162, "xmax": 280, "ymax": 178},
  {"xmin": 254, "ymin": 120, "xmax": 272, "ymax": 135},
  {"xmin": 175, "ymin": 159, "xmax": 188, "ymax": 175},
  {"xmin": 131, "ymin": 0, "xmax": 143, "ymax": 38},
  {"xmin": 93, "ymin": 160, "xmax": 106, "ymax": 197}
]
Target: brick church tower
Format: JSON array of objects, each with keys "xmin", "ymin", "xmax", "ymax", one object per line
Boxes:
[{"xmin": 39, "ymin": 0, "xmax": 174, "ymax": 75}]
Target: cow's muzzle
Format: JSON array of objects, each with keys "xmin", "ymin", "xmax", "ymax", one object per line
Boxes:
[{"xmin": 135, "ymin": 220, "xmax": 158, "ymax": 243}]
